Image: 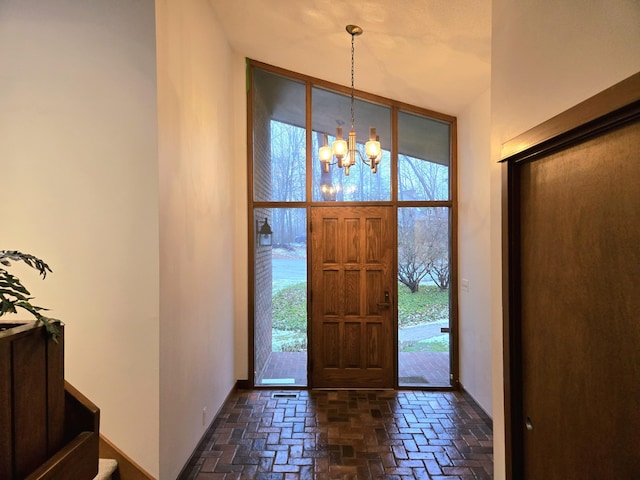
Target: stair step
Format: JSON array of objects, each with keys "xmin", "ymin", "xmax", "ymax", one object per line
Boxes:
[{"xmin": 93, "ymin": 458, "xmax": 118, "ymax": 480}]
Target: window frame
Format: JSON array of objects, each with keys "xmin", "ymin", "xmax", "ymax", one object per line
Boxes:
[{"xmin": 246, "ymin": 59, "xmax": 459, "ymax": 389}]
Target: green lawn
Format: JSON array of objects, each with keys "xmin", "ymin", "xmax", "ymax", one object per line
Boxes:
[
  {"xmin": 397, "ymin": 284, "xmax": 449, "ymax": 328},
  {"xmin": 400, "ymin": 334, "xmax": 450, "ymax": 353},
  {"xmin": 272, "ymin": 282, "xmax": 307, "ymax": 332},
  {"xmin": 271, "ymin": 282, "xmax": 449, "ymax": 352}
]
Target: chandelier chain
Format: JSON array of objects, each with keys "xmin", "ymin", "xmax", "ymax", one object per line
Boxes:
[{"xmin": 350, "ymin": 32, "xmax": 355, "ymax": 130}]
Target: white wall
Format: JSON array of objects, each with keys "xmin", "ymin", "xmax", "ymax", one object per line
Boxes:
[
  {"xmin": 155, "ymin": 1, "xmax": 236, "ymax": 478},
  {"xmin": 0, "ymin": 0, "xmax": 160, "ymax": 475},
  {"xmin": 490, "ymin": 1, "xmax": 640, "ymax": 478},
  {"xmin": 457, "ymin": 89, "xmax": 492, "ymax": 415}
]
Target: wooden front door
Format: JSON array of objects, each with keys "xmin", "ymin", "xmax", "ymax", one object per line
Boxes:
[{"xmin": 309, "ymin": 206, "xmax": 395, "ymax": 388}]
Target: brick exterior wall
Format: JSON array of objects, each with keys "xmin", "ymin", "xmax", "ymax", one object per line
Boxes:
[{"xmin": 252, "ymin": 81, "xmax": 273, "ymax": 381}]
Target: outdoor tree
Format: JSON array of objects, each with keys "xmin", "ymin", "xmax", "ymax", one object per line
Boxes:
[
  {"xmin": 398, "ymin": 209, "xmax": 431, "ymax": 293},
  {"xmin": 398, "ymin": 154, "xmax": 448, "ymax": 201},
  {"xmin": 398, "ymin": 209, "xmax": 449, "ymax": 293},
  {"xmin": 270, "ymin": 121, "xmax": 306, "ymax": 243},
  {"xmin": 397, "ymin": 154, "xmax": 450, "ymax": 293}
]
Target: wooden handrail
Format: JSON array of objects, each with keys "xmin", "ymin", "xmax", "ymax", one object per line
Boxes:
[
  {"xmin": 23, "ymin": 382, "xmax": 101, "ymax": 480},
  {"xmin": 64, "ymin": 381, "xmax": 100, "ymax": 439},
  {"xmin": 25, "ymin": 432, "xmax": 98, "ymax": 480}
]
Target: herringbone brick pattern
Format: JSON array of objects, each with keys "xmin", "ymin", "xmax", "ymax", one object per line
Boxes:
[{"xmin": 179, "ymin": 390, "xmax": 492, "ymax": 479}]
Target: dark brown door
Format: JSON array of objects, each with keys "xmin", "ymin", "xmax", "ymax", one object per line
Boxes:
[
  {"xmin": 310, "ymin": 206, "xmax": 395, "ymax": 388},
  {"xmin": 517, "ymin": 119, "xmax": 640, "ymax": 478}
]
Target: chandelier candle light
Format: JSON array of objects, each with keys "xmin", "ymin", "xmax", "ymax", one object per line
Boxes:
[{"xmin": 318, "ymin": 25, "xmax": 382, "ymax": 176}]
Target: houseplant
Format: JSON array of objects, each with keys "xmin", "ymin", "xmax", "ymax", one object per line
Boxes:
[{"xmin": 0, "ymin": 250, "xmax": 61, "ymax": 340}]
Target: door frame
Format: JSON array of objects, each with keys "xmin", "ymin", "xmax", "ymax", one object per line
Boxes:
[{"xmin": 501, "ymin": 72, "xmax": 640, "ymax": 479}]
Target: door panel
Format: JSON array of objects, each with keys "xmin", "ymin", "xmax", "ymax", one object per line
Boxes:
[
  {"xmin": 518, "ymin": 120, "xmax": 640, "ymax": 478},
  {"xmin": 310, "ymin": 206, "xmax": 395, "ymax": 388}
]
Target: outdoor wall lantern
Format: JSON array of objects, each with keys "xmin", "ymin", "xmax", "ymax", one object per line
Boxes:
[{"xmin": 257, "ymin": 218, "xmax": 273, "ymax": 247}]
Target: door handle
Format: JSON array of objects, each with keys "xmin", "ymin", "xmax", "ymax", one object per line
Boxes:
[
  {"xmin": 377, "ymin": 291, "xmax": 391, "ymax": 309},
  {"xmin": 525, "ymin": 416, "xmax": 533, "ymax": 431}
]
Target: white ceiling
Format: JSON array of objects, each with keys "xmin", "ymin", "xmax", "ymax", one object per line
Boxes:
[{"xmin": 209, "ymin": 0, "xmax": 491, "ymax": 115}]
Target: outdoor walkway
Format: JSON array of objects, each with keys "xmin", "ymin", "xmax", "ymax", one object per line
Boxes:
[{"xmin": 258, "ymin": 351, "xmax": 450, "ymax": 388}]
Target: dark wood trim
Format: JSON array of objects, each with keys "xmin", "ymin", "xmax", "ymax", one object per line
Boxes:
[
  {"xmin": 502, "ymin": 159, "xmax": 523, "ymax": 480},
  {"xmin": 501, "ymin": 71, "xmax": 640, "ymax": 162},
  {"xmin": 305, "ymin": 81, "xmax": 313, "ymax": 205},
  {"xmin": 99, "ymin": 435, "xmax": 155, "ymax": 480},
  {"xmin": 251, "ymin": 200, "xmax": 455, "ymax": 210},
  {"xmin": 246, "ymin": 57, "xmax": 257, "ymax": 387},
  {"xmin": 449, "ymin": 116, "xmax": 459, "ymax": 388},
  {"xmin": 235, "ymin": 379, "xmax": 250, "ymax": 389},
  {"xmin": 305, "ymin": 80, "xmax": 313, "ymax": 387},
  {"xmin": 500, "ymin": 162, "xmax": 511, "ymax": 479},
  {"xmin": 64, "ymin": 381, "xmax": 100, "ymax": 438},
  {"xmin": 25, "ymin": 432, "xmax": 98, "ymax": 480},
  {"xmin": 391, "ymin": 105, "xmax": 399, "ymax": 203},
  {"xmin": 390, "ymin": 105, "xmax": 399, "ymax": 387},
  {"xmin": 501, "ymin": 72, "xmax": 640, "ymax": 480}
]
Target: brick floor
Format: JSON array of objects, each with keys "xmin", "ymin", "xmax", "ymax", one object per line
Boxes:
[
  {"xmin": 257, "ymin": 352, "xmax": 451, "ymax": 388},
  {"xmin": 178, "ymin": 389, "xmax": 493, "ymax": 479}
]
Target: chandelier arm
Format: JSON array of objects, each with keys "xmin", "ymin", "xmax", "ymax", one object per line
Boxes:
[{"xmin": 352, "ymin": 148, "xmax": 369, "ymax": 165}]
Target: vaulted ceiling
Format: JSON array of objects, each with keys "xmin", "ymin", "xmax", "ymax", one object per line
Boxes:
[{"xmin": 209, "ymin": 0, "xmax": 491, "ymax": 115}]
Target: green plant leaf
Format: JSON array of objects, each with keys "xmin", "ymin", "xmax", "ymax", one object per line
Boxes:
[
  {"xmin": 14, "ymin": 300, "xmax": 61, "ymax": 342},
  {"xmin": 0, "ymin": 250, "xmax": 52, "ymax": 278},
  {"xmin": 0, "ymin": 250, "xmax": 60, "ymax": 340}
]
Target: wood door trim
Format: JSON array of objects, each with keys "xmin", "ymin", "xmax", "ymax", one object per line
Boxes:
[
  {"xmin": 501, "ymin": 71, "xmax": 640, "ymax": 162},
  {"xmin": 501, "ymin": 72, "xmax": 640, "ymax": 480}
]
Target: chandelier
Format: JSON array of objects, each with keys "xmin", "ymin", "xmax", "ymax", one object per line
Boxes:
[{"xmin": 318, "ymin": 25, "xmax": 381, "ymax": 176}]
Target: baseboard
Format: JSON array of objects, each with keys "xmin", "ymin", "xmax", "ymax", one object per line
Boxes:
[
  {"xmin": 235, "ymin": 379, "xmax": 250, "ymax": 389},
  {"xmin": 175, "ymin": 383, "xmax": 239, "ymax": 480},
  {"xmin": 99, "ymin": 435, "xmax": 155, "ymax": 480},
  {"xmin": 459, "ymin": 384, "xmax": 493, "ymax": 428}
]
